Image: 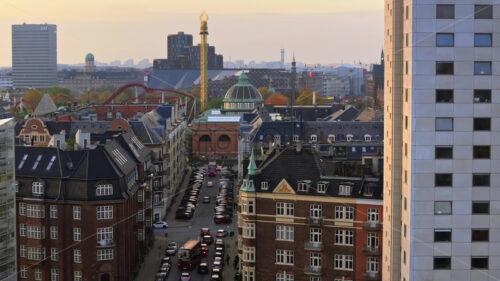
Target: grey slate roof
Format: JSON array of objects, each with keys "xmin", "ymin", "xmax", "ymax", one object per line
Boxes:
[
  {"xmin": 129, "ymin": 121, "xmax": 163, "ymax": 145},
  {"xmin": 33, "ymin": 94, "xmax": 58, "ymax": 116},
  {"xmin": 249, "ymin": 148, "xmax": 382, "ymax": 199}
]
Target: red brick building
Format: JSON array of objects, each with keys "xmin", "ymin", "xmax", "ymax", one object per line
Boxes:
[
  {"xmin": 15, "ymin": 132, "xmax": 154, "ymax": 281},
  {"xmin": 190, "ymin": 110, "xmax": 240, "ymax": 160},
  {"xmin": 238, "ymin": 147, "xmax": 383, "ymax": 281}
]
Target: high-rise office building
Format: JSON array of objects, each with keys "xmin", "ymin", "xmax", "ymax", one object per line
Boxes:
[
  {"xmin": 0, "ymin": 118, "xmax": 16, "ymax": 281},
  {"xmin": 384, "ymin": 2, "xmax": 500, "ymax": 281},
  {"xmin": 167, "ymin": 32, "xmax": 193, "ymax": 62},
  {"xmin": 12, "ymin": 24, "xmax": 57, "ymax": 88}
]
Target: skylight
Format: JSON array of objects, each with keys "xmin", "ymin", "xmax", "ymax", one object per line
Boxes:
[
  {"xmin": 18, "ymin": 154, "xmax": 28, "ymax": 169},
  {"xmin": 32, "ymin": 155, "xmax": 42, "ymax": 170},
  {"xmin": 46, "ymin": 155, "xmax": 56, "ymax": 171},
  {"xmin": 112, "ymin": 149, "xmax": 127, "ymax": 166}
]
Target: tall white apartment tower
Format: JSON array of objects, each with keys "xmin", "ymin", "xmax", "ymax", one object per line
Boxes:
[{"xmin": 384, "ymin": 1, "xmax": 500, "ymax": 281}]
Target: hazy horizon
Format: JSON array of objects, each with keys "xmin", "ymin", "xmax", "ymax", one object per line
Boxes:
[{"xmin": 0, "ymin": 0, "xmax": 384, "ymax": 67}]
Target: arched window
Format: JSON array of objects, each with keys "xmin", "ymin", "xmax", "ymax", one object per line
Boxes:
[
  {"xmin": 346, "ymin": 134, "xmax": 354, "ymax": 142},
  {"xmin": 199, "ymin": 135, "xmax": 211, "ymax": 142},
  {"xmin": 310, "ymin": 134, "xmax": 318, "ymax": 143},
  {"xmin": 218, "ymin": 135, "xmax": 230, "ymax": 142},
  {"xmin": 328, "ymin": 134, "xmax": 335, "ymax": 143},
  {"xmin": 365, "ymin": 134, "xmax": 372, "ymax": 142}
]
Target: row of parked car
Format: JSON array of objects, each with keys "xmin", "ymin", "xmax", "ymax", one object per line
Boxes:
[
  {"xmin": 154, "ymin": 255, "xmax": 172, "ymax": 280},
  {"xmin": 213, "ymin": 174, "xmax": 234, "ymax": 224},
  {"xmin": 198, "ymin": 228, "xmax": 226, "ymax": 281},
  {"xmin": 175, "ymin": 167, "xmax": 206, "ymax": 220}
]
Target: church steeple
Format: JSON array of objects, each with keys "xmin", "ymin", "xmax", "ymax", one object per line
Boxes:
[
  {"xmin": 247, "ymin": 149, "xmax": 257, "ymax": 176},
  {"xmin": 380, "ymin": 49, "xmax": 384, "ymax": 65}
]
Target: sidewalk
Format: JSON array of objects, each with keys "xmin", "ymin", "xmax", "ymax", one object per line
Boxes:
[{"xmin": 165, "ymin": 165, "xmax": 193, "ymax": 227}]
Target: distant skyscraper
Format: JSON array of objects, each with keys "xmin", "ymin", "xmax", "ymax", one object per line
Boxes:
[
  {"xmin": 167, "ymin": 32, "xmax": 193, "ymax": 62},
  {"xmin": 385, "ymin": 1, "xmax": 500, "ymax": 281},
  {"xmin": 0, "ymin": 118, "xmax": 16, "ymax": 281},
  {"xmin": 11, "ymin": 24, "xmax": 57, "ymax": 88},
  {"xmin": 280, "ymin": 48, "xmax": 285, "ymax": 68}
]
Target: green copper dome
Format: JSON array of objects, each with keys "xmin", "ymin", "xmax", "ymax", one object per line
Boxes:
[
  {"xmin": 85, "ymin": 53, "xmax": 94, "ymax": 60},
  {"xmin": 223, "ymin": 73, "xmax": 263, "ymax": 112}
]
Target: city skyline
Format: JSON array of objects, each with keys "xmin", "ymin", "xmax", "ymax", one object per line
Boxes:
[{"xmin": 0, "ymin": 0, "xmax": 384, "ymax": 67}]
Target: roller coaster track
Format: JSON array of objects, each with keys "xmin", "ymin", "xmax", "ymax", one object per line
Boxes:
[{"xmin": 103, "ymin": 83, "xmax": 194, "ymax": 105}]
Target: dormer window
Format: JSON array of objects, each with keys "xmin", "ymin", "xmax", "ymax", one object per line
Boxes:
[
  {"xmin": 273, "ymin": 135, "xmax": 281, "ymax": 142},
  {"xmin": 317, "ymin": 182, "xmax": 328, "ymax": 193},
  {"xmin": 32, "ymin": 181, "xmax": 44, "ymax": 195},
  {"xmin": 365, "ymin": 134, "xmax": 372, "ymax": 142},
  {"xmin": 116, "ymin": 111, "xmax": 122, "ymax": 119},
  {"xmin": 346, "ymin": 134, "xmax": 354, "ymax": 142},
  {"xmin": 310, "ymin": 135, "xmax": 317, "ymax": 143},
  {"xmin": 339, "ymin": 184, "xmax": 352, "ymax": 195},
  {"xmin": 293, "ymin": 135, "xmax": 299, "ymax": 142},
  {"xmin": 364, "ymin": 183, "xmax": 376, "ymax": 197},
  {"xmin": 96, "ymin": 184, "xmax": 113, "ymax": 196},
  {"xmin": 328, "ymin": 134, "xmax": 335, "ymax": 143},
  {"xmin": 261, "ymin": 181, "xmax": 269, "ymax": 190},
  {"xmin": 106, "ymin": 111, "xmax": 113, "ymax": 119},
  {"xmin": 298, "ymin": 181, "xmax": 310, "ymax": 192}
]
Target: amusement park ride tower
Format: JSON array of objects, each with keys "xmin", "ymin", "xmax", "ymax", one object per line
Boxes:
[{"xmin": 200, "ymin": 12, "xmax": 208, "ymax": 112}]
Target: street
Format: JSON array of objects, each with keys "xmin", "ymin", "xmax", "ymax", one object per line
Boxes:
[{"xmin": 135, "ymin": 166, "xmax": 239, "ymax": 281}]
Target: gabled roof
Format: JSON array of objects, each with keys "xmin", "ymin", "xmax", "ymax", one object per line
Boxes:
[{"xmin": 33, "ymin": 94, "xmax": 58, "ymax": 116}]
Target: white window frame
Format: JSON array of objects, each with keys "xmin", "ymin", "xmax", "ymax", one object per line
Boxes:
[
  {"xmin": 27, "ymin": 204, "xmax": 44, "ymax": 218},
  {"xmin": 335, "ymin": 206, "xmax": 354, "ymax": 220},
  {"xmin": 339, "ymin": 184, "xmax": 352, "ymax": 195},
  {"xmin": 276, "ymin": 202, "xmax": 294, "ymax": 217},
  {"xmin": 367, "ymin": 257, "xmax": 379, "ymax": 273},
  {"xmin": 74, "ymin": 271, "xmax": 82, "ymax": 281},
  {"xmin": 138, "ymin": 189, "xmax": 144, "ymax": 202},
  {"xmin": 97, "ymin": 206, "xmax": 113, "ymax": 220},
  {"xmin": 309, "ymin": 228, "xmax": 322, "ymax": 243},
  {"xmin": 27, "ymin": 225, "xmax": 44, "ymax": 240},
  {"xmin": 310, "ymin": 134, "xmax": 317, "ymax": 143},
  {"xmin": 74, "ymin": 249, "xmax": 82, "ymax": 263},
  {"xmin": 243, "ymin": 246, "xmax": 255, "ymax": 262},
  {"xmin": 335, "ymin": 229, "xmax": 354, "ymax": 246},
  {"xmin": 317, "ymin": 183, "xmax": 327, "ymax": 193},
  {"xmin": 51, "ymin": 248, "xmax": 58, "ymax": 261},
  {"xmin": 346, "ymin": 134, "xmax": 354, "ymax": 142},
  {"xmin": 293, "ymin": 135, "xmax": 299, "ymax": 142},
  {"xmin": 297, "ymin": 182, "xmax": 308, "ymax": 192},
  {"xmin": 97, "ymin": 227, "xmax": 113, "ymax": 243},
  {"xmin": 276, "ymin": 273, "xmax": 294, "ymax": 281},
  {"xmin": 19, "ymin": 202, "xmax": 26, "ymax": 216},
  {"xmin": 275, "ymin": 249, "xmax": 294, "ymax": 265},
  {"xmin": 97, "ymin": 249, "xmax": 114, "ymax": 261},
  {"xmin": 19, "ymin": 224, "xmax": 26, "ymax": 237},
  {"xmin": 310, "ymin": 204, "xmax": 322, "ymax": 218},
  {"xmin": 50, "ymin": 205, "xmax": 57, "ymax": 218},
  {"xmin": 367, "ymin": 208, "xmax": 380, "ymax": 221},
  {"xmin": 367, "ymin": 232, "xmax": 379, "ymax": 248},
  {"xmin": 243, "ymin": 223, "xmax": 255, "ymax": 238},
  {"xmin": 50, "ymin": 226, "xmax": 58, "ymax": 240},
  {"xmin": 34, "ymin": 268, "xmax": 42, "ymax": 280},
  {"xmin": 365, "ymin": 134, "xmax": 372, "ymax": 142},
  {"xmin": 73, "ymin": 206, "xmax": 81, "ymax": 220},
  {"xmin": 96, "ymin": 184, "xmax": 113, "ymax": 196},
  {"xmin": 334, "ymin": 254, "xmax": 354, "ymax": 271},
  {"xmin": 310, "ymin": 252, "xmax": 321, "ymax": 267},
  {"xmin": 51, "ymin": 268, "xmax": 59, "ymax": 281},
  {"xmin": 72, "ymin": 228, "xmax": 80, "ymax": 242},
  {"xmin": 328, "ymin": 134, "xmax": 335, "ymax": 142},
  {"xmin": 276, "ymin": 225, "xmax": 294, "ymax": 241},
  {"xmin": 20, "ymin": 265, "xmax": 27, "ymax": 278},
  {"xmin": 261, "ymin": 181, "xmax": 269, "ymax": 190},
  {"xmin": 32, "ymin": 181, "xmax": 44, "ymax": 195}
]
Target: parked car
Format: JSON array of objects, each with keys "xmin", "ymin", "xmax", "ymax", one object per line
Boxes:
[
  {"xmin": 166, "ymin": 242, "xmax": 178, "ymax": 256},
  {"xmin": 180, "ymin": 272, "xmax": 191, "ymax": 281},
  {"xmin": 155, "ymin": 272, "xmax": 167, "ymax": 281},
  {"xmin": 210, "ymin": 274, "xmax": 222, "ymax": 281},
  {"xmin": 214, "ymin": 215, "xmax": 232, "ymax": 224},
  {"xmin": 202, "ymin": 196, "xmax": 210, "ymax": 203},
  {"xmin": 200, "ymin": 228, "xmax": 210, "ymax": 236},
  {"xmin": 198, "ymin": 263, "xmax": 209, "ymax": 274},
  {"xmin": 202, "ymin": 235, "xmax": 213, "ymax": 245},
  {"xmin": 153, "ymin": 221, "xmax": 168, "ymax": 229},
  {"xmin": 161, "ymin": 257, "xmax": 172, "ymax": 266},
  {"xmin": 216, "ymin": 229, "xmax": 228, "ymax": 238}
]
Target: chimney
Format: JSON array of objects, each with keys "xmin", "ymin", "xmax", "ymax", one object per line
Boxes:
[
  {"xmin": 49, "ymin": 130, "xmax": 66, "ymax": 150},
  {"xmin": 75, "ymin": 129, "xmax": 91, "ymax": 149},
  {"xmin": 296, "ymin": 141, "xmax": 302, "ymax": 153}
]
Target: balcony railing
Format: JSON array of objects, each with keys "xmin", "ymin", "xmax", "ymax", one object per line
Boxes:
[
  {"xmin": 304, "ymin": 241, "xmax": 324, "ymax": 251},
  {"xmin": 97, "ymin": 239, "xmax": 115, "ymax": 248},
  {"xmin": 362, "ymin": 271, "xmax": 380, "ymax": 280},
  {"xmin": 307, "ymin": 216, "xmax": 323, "ymax": 226},
  {"xmin": 363, "ymin": 221, "xmax": 382, "ymax": 230},
  {"xmin": 304, "ymin": 266, "xmax": 322, "ymax": 275},
  {"xmin": 362, "ymin": 246, "xmax": 381, "ymax": 255}
]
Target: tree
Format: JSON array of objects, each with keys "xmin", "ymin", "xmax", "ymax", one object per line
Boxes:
[
  {"xmin": 295, "ymin": 88, "xmax": 326, "ymax": 105},
  {"xmin": 265, "ymin": 93, "xmax": 289, "ymax": 105},
  {"xmin": 207, "ymin": 98, "xmax": 223, "ymax": 110},
  {"xmin": 257, "ymin": 87, "xmax": 273, "ymax": 101},
  {"xmin": 23, "ymin": 89, "xmax": 44, "ymax": 110},
  {"xmin": 47, "ymin": 86, "xmax": 74, "ymax": 107},
  {"xmin": 346, "ymin": 96, "xmax": 367, "ymax": 111}
]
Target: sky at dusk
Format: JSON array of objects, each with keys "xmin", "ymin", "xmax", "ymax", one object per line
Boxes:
[{"xmin": 0, "ymin": 0, "xmax": 384, "ymax": 67}]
